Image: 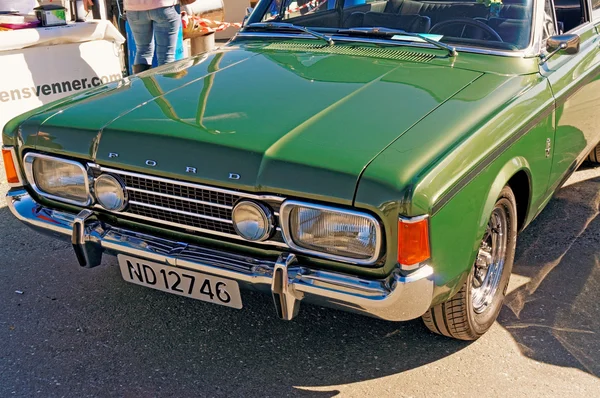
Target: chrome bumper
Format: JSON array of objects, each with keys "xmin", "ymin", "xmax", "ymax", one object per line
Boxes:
[{"xmin": 6, "ymin": 188, "xmax": 434, "ymax": 321}]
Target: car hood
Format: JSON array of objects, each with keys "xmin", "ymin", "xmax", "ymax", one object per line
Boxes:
[{"xmin": 34, "ymin": 43, "xmax": 482, "ymax": 203}]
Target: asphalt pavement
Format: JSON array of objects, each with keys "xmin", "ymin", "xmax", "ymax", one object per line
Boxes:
[{"xmin": 1, "ymin": 156, "xmax": 599, "ymax": 397}]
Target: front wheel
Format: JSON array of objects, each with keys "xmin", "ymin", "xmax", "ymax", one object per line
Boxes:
[
  {"xmin": 422, "ymin": 186, "xmax": 517, "ymax": 340},
  {"xmin": 587, "ymin": 144, "xmax": 600, "ymax": 164}
]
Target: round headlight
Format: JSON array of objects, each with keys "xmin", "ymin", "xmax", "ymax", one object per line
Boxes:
[
  {"xmin": 94, "ymin": 174, "xmax": 127, "ymax": 211},
  {"xmin": 232, "ymin": 201, "xmax": 273, "ymax": 242}
]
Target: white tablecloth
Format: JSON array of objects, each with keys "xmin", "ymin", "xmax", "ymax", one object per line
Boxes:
[
  {"xmin": 0, "ymin": 19, "xmax": 125, "ymax": 52},
  {"xmin": 0, "ymin": 20, "xmax": 126, "ymax": 139}
]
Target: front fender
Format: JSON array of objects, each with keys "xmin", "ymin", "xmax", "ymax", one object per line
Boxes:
[
  {"xmin": 428, "ymin": 154, "xmax": 540, "ymax": 306},
  {"xmin": 477, "ymin": 156, "xmax": 531, "ymax": 241}
]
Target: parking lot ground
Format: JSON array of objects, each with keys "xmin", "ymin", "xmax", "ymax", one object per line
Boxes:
[{"xmin": 1, "ymin": 157, "xmax": 599, "ymax": 397}]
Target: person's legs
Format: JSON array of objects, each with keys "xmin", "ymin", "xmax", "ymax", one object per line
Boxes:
[
  {"xmin": 127, "ymin": 10, "xmax": 154, "ymax": 70},
  {"xmin": 150, "ymin": 6, "xmax": 181, "ymax": 66}
]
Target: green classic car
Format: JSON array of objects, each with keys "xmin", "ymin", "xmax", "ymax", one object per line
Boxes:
[{"xmin": 3, "ymin": 0, "xmax": 600, "ymax": 340}]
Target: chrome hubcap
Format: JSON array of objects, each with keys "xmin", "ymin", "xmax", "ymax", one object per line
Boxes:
[{"xmin": 472, "ymin": 207, "xmax": 507, "ymax": 313}]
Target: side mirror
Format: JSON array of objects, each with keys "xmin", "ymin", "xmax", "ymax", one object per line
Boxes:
[
  {"xmin": 547, "ymin": 34, "xmax": 580, "ymax": 54},
  {"xmin": 541, "ymin": 34, "xmax": 580, "ymax": 64}
]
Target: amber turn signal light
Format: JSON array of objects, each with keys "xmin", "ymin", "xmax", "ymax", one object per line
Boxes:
[
  {"xmin": 398, "ymin": 216, "xmax": 431, "ymax": 268},
  {"xmin": 2, "ymin": 147, "xmax": 21, "ymax": 185}
]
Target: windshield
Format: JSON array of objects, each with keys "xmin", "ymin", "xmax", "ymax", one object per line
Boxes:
[{"xmin": 249, "ymin": 0, "xmax": 534, "ymax": 51}]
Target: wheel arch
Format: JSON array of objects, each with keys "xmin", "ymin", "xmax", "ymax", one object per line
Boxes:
[
  {"xmin": 478, "ymin": 157, "xmax": 532, "ymax": 240},
  {"xmin": 506, "ymin": 169, "xmax": 531, "ymax": 232}
]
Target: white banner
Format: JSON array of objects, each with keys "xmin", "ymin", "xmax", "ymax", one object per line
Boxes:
[
  {"xmin": 0, "ymin": 38, "xmax": 124, "ymax": 139},
  {"xmin": 0, "ymin": 20, "xmax": 125, "ymax": 52}
]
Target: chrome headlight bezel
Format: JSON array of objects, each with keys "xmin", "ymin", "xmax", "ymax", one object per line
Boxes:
[
  {"xmin": 231, "ymin": 200, "xmax": 275, "ymax": 242},
  {"xmin": 280, "ymin": 201, "xmax": 383, "ymax": 265},
  {"xmin": 23, "ymin": 152, "xmax": 91, "ymax": 206},
  {"xmin": 94, "ymin": 174, "xmax": 128, "ymax": 212}
]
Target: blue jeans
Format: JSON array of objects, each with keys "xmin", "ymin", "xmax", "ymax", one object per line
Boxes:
[{"xmin": 127, "ymin": 6, "xmax": 181, "ymax": 66}]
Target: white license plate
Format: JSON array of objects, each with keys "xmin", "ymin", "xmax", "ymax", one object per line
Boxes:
[{"xmin": 117, "ymin": 255, "xmax": 242, "ymax": 309}]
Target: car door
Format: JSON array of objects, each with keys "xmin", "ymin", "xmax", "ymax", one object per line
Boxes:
[{"xmin": 542, "ymin": 0, "xmax": 600, "ymax": 192}]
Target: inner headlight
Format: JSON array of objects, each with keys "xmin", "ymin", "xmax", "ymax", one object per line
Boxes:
[
  {"xmin": 94, "ymin": 174, "xmax": 127, "ymax": 211},
  {"xmin": 232, "ymin": 200, "xmax": 274, "ymax": 241},
  {"xmin": 280, "ymin": 201, "xmax": 381, "ymax": 264},
  {"xmin": 24, "ymin": 153, "xmax": 90, "ymax": 205}
]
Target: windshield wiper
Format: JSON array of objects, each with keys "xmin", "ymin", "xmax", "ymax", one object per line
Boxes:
[
  {"xmin": 244, "ymin": 22, "xmax": 334, "ymax": 46},
  {"xmin": 337, "ymin": 27, "xmax": 457, "ymax": 57}
]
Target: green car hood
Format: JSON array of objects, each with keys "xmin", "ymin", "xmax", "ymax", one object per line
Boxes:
[{"xmin": 33, "ymin": 44, "xmax": 482, "ymax": 204}]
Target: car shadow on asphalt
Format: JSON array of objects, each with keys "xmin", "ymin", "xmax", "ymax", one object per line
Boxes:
[
  {"xmin": 91, "ymin": 267, "xmax": 471, "ymax": 397},
  {"xmin": 499, "ymin": 173, "xmax": 600, "ymax": 378}
]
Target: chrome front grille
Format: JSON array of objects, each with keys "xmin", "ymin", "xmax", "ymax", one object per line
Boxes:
[
  {"xmin": 127, "ymin": 188, "xmax": 233, "ymax": 221},
  {"xmin": 99, "ymin": 167, "xmax": 286, "ymax": 247},
  {"xmin": 127, "ymin": 203, "xmax": 236, "ymax": 234},
  {"xmin": 122, "ymin": 174, "xmax": 238, "ymax": 207}
]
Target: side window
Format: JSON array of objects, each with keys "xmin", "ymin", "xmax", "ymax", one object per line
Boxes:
[
  {"xmin": 593, "ymin": 0, "xmax": 600, "ymax": 19},
  {"xmin": 553, "ymin": 0, "xmax": 588, "ymax": 32},
  {"xmin": 260, "ymin": 0, "xmax": 330, "ymax": 22},
  {"xmin": 343, "ymin": 0, "xmax": 384, "ymax": 10},
  {"xmin": 543, "ymin": 0, "xmax": 558, "ymax": 39}
]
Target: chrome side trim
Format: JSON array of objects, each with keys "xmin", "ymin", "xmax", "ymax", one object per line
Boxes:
[
  {"xmin": 6, "ymin": 188, "xmax": 434, "ymax": 322},
  {"xmin": 23, "ymin": 152, "xmax": 92, "ymax": 207},
  {"xmin": 128, "ymin": 200, "xmax": 235, "ymax": 224},
  {"xmin": 107, "ymin": 207, "xmax": 290, "ymax": 248},
  {"xmin": 2, "ymin": 146, "xmax": 24, "ymax": 188},
  {"xmin": 100, "ymin": 166, "xmax": 285, "ymax": 203},
  {"xmin": 126, "ymin": 187, "xmax": 233, "ymax": 209},
  {"xmin": 279, "ymin": 200, "xmax": 383, "ymax": 265},
  {"xmin": 399, "ymin": 214, "xmax": 429, "ymax": 224},
  {"xmin": 563, "ymin": 21, "xmax": 594, "ymax": 36},
  {"xmin": 524, "ymin": 0, "xmax": 542, "ymax": 58}
]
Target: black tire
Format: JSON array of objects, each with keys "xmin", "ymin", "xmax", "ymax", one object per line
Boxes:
[
  {"xmin": 587, "ymin": 144, "xmax": 600, "ymax": 164},
  {"xmin": 422, "ymin": 186, "xmax": 518, "ymax": 340}
]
